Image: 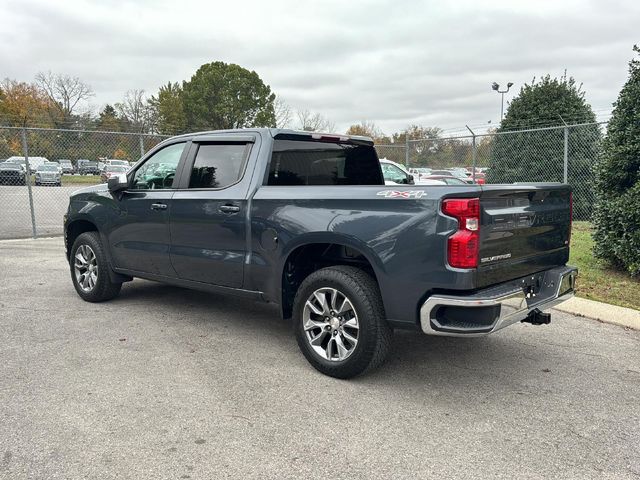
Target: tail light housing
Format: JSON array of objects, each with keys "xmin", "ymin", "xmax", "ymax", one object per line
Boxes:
[{"xmin": 442, "ymin": 197, "xmax": 480, "ymax": 269}]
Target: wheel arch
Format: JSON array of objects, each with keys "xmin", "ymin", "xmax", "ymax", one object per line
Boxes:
[
  {"xmin": 65, "ymin": 217, "xmax": 132, "ymax": 284},
  {"xmin": 279, "ymin": 234, "xmax": 385, "ymax": 320}
]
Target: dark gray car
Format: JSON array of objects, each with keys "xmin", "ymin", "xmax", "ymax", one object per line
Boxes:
[{"xmin": 0, "ymin": 162, "xmax": 26, "ymax": 185}]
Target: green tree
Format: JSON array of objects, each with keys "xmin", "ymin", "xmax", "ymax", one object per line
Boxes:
[
  {"xmin": 96, "ymin": 104, "xmax": 122, "ymax": 131},
  {"xmin": 182, "ymin": 62, "xmax": 276, "ymax": 130},
  {"xmin": 391, "ymin": 125, "xmax": 441, "ymax": 144},
  {"xmin": 149, "ymin": 82, "xmax": 186, "ymax": 135},
  {"xmin": 486, "ymin": 74, "xmax": 600, "ymax": 220},
  {"xmin": 592, "ymin": 46, "xmax": 640, "ymax": 275}
]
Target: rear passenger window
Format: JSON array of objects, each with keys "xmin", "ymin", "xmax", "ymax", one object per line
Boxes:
[
  {"xmin": 268, "ymin": 139, "xmax": 384, "ymax": 186},
  {"xmin": 188, "ymin": 143, "xmax": 250, "ymax": 189}
]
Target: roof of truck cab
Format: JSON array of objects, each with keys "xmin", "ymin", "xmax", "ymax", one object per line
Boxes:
[{"xmin": 168, "ymin": 128, "xmax": 374, "ymax": 145}]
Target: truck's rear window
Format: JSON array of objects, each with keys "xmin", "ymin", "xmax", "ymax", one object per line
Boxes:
[{"xmin": 267, "ymin": 139, "xmax": 384, "ymax": 186}]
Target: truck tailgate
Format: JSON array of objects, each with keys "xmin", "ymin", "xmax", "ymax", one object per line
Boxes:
[{"xmin": 477, "ymin": 184, "xmax": 571, "ymax": 288}]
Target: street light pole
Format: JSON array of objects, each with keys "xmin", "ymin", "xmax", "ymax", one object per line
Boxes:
[{"xmin": 491, "ymin": 82, "xmax": 514, "ymax": 121}]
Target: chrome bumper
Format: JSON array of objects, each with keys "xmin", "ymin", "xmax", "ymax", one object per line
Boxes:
[{"xmin": 420, "ymin": 266, "xmax": 577, "ymax": 337}]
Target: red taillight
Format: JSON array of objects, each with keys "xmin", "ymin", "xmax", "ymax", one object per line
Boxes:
[{"xmin": 442, "ymin": 197, "xmax": 480, "ymax": 269}]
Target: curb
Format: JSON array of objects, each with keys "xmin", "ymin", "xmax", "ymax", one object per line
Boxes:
[{"xmin": 553, "ymin": 296, "xmax": 640, "ymax": 331}]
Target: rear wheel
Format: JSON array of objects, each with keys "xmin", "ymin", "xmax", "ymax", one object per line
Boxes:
[
  {"xmin": 293, "ymin": 266, "xmax": 392, "ymax": 379},
  {"xmin": 70, "ymin": 232, "xmax": 122, "ymax": 302}
]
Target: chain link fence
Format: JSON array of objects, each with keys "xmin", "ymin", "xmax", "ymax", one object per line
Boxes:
[
  {"xmin": 0, "ymin": 122, "xmax": 605, "ymax": 239},
  {"xmin": 0, "ymin": 127, "xmax": 168, "ymax": 239},
  {"xmin": 375, "ymin": 121, "xmax": 606, "ymax": 220}
]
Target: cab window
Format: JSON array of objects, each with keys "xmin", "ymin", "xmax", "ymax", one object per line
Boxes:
[
  {"xmin": 188, "ymin": 143, "xmax": 250, "ymax": 189},
  {"xmin": 131, "ymin": 143, "xmax": 185, "ymax": 190}
]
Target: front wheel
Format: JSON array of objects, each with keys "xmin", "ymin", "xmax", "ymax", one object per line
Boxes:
[
  {"xmin": 293, "ymin": 266, "xmax": 392, "ymax": 379},
  {"xmin": 70, "ymin": 232, "xmax": 122, "ymax": 302}
]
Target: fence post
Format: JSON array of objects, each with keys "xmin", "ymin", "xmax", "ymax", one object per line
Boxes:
[
  {"xmin": 405, "ymin": 136, "xmax": 409, "ymax": 168},
  {"xmin": 139, "ymin": 134, "xmax": 145, "ymax": 158},
  {"xmin": 21, "ymin": 128, "xmax": 37, "ymax": 238},
  {"xmin": 466, "ymin": 125, "xmax": 477, "ymax": 183},
  {"xmin": 563, "ymin": 126, "xmax": 569, "ymax": 184}
]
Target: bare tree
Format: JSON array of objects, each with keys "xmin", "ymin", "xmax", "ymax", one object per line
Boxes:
[
  {"xmin": 345, "ymin": 121, "xmax": 387, "ymax": 141},
  {"xmin": 274, "ymin": 96, "xmax": 292, "ymax": 128},
  {"xmin": 35, "ymin": 71, "xmax": 94, "ymax": 122},
  {"xmin": 115, "ymin": 89, "xmax": 156, "ymax": 133},
  {"xmin": 296, "ymin": 109, "xmax": 335, "ymax": 132}
]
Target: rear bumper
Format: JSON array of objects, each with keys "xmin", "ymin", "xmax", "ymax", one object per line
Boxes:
[{"xmin": 420, "ymin": 266, "xmax": 577, "ymax": 337}]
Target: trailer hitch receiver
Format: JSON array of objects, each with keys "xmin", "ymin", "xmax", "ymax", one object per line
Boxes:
[{"xmin": 521, "ymin": 308, "xmax": 551, "ymax": 326}]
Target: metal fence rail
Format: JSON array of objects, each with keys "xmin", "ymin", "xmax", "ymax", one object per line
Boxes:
[{"xmin": 0, "ymin": 122, "xmax": 605, "ymax": 239}]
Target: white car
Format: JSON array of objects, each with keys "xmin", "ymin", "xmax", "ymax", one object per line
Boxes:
[
  {"xmin": 5, "ymin": 156, "xmax": 49, "ymax": 172},
  {"xmin": 380, "ymin": 158, "xmax": 413, "ymax": 185},
  {"xmin": 103, "ymin": 159, "xmax": 131, "ymax": 171},
  {"xmin": 408, "ymin": 167, "xmax": 433, "ymax": 181},
  {"xmin": 380, "ymin": 159, "xmax": 445, "ymax": 186}
]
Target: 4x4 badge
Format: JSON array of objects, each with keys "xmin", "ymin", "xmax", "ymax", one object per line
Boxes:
[{"xmin": 376, "ymin": 190, "xmax": 426, "ymax": 199}]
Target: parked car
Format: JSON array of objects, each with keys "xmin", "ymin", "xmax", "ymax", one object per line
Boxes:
[
  {"xmin": 100, "ymin": 165, "xmax": 129, "ymax": 183},
  {"xmin": 103, "ymin": 159, "xmax": 130, "ymax": 170},
  {"xmin": 64, "ymin": 129, "xmax": 577, "ymax": 379},
  {"xmin": 423, "ymin": 175, "xmax": 470, "ymax": 185},
  {"xmin": 77, "ymin": 160, "xmax": 100, "ymax": 175},
  {"xmin": 408, "ymin": 167, "xmax": 432, "ymax": 181},
  {"xmin": 4, "ymin": 156, "xmax": 48, "ymax": 173},
  {"xmin": 380, "ymin": 158, "xmax": 415, "ymax": 185},
  {"xmin": 46, "ymin": 160, "xmax": 63, "ymax": 174},
  {"xmin": 0, "ymin": 162, "xmax": 26, "ymax": 185},
  {"xmin": 448, "ymin": 169, "xmax": 474, "ymax": 184},
  {"xmin": 34, "ymin": 163, "xmax": 62, "ymax": 186},
  {"xmin": 58, "ymin": 159, "xmax": 75, "ymax": 174}
]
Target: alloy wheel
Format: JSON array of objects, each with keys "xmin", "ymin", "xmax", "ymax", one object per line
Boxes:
[
  {"xmin": 74, "ymin": 244, "xmax": 98, "ymax": 292},
  {"xmin": 303, "ymin": 287, "xmax": 360, "ymax": 361}
]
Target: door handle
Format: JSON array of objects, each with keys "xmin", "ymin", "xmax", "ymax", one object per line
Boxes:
[
  {"xmin": 219, "ymin": 204, "xmax": 240, "ymax": 214},
  {"xmin": 150, "ymin": 203, "xmax": 168, "ymax": 210}
]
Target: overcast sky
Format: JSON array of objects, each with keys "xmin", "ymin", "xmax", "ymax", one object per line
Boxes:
[{"xmin": 1, "ymin": 0, "xmax": 637, "ymax": 134}]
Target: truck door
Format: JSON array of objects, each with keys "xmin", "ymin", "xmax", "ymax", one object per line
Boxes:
[
  {"xmin": 169, "ymin": 134, "xmax": 258, "ymax": 288},
  {"xmin": 108, "ymin": 141, "xmax": 188, "ymax": 276}
]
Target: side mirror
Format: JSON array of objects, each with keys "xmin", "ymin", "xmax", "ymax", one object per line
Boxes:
[
  {"xmin": 407, "ymin": 174, "xmax": 415, "ymax": 185},
  {"xmin": 108, "ymin": 173, "xmax": 129, "ymax": 193}
]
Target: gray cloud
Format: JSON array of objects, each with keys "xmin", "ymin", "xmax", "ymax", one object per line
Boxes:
[{"xmin": 1, "ymin": 0, "xmax": 637, "ymax": 135}]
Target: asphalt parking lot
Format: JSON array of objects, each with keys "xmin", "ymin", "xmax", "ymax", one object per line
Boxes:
[
  {"xmin": 1, "ymin": 237, "xmax": 639, "ymax": 479},
  {"xmin": 0, "ymin": 184, "xmax": 95, "ymax": 240}
]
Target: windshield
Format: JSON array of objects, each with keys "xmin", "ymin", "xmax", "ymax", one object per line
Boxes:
[
  {"xmin": 38, "ymin": 165, "xmax": 59, "ymax": 172},
  {"xmin": 59, "ymin": 160, "xmax": 71, "ymax": 165},
  {"xmin": 109, "ymin": 160, "xmax": 129, "ymax": 166},
  {"xmin": 1, "ymin": 163, "xmax": 21, "ymax": 170},
  {"xmin": 107, "ymin": 166, "xmax": 127, "ymax": 172}
]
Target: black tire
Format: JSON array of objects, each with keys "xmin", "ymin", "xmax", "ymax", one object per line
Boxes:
[
  {"xmin": 293, "ymin": 266, "xmax": 392, "ymax": 379},
  {"xmin": 70, "ymin": 231, "xmax": 122, "ymax": 302}
]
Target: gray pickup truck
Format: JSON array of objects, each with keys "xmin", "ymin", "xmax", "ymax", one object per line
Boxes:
[{"xmin": 64, "ymin": 129, "xmax": 577, "ymax": 378}]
